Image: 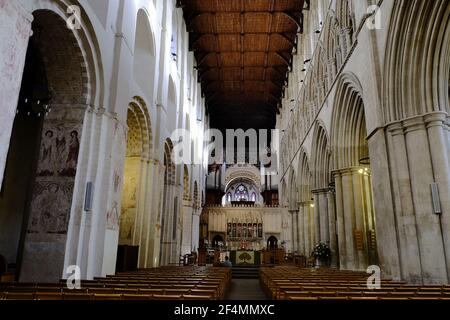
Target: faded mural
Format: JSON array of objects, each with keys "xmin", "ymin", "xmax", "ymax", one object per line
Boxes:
[
  {"xmin": 106, "ymin": 120, "xmax": 127, "ymax": 231},
  {"xmin": 27, "ymin": 121, "xmax": 82, "ymax": 236}
]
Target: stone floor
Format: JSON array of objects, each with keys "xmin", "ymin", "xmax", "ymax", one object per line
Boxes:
[{"xmin": 225, "ymin": 279, "xmax": 268, "ymax": 300}]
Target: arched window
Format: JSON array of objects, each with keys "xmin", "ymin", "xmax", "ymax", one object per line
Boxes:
[
  {"xmin": 235, "ymin": 184, "xmax": 249, "ymax": 201},
  {"xmin": 227, "ymin": 192, "xmax": 232, "ymax": 202},
  {"xmin": 251, "ymin": 193, "xmax": 257, "ymax": 202}
]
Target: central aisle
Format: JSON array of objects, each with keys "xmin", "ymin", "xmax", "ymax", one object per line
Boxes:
[{"xmin": 225, "ymin": 279, "xmax": 268, "ymax": 300}]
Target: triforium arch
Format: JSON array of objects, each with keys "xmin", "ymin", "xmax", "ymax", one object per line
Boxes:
[
  {"xmin": 311, "ymin": 121, "xmax": 337, "ymax": 266},
  {"xmin": 382, "ymin": 0, "xmax": 450, "ymax": 284},
  {"xmin": 0, "ymin": 5, "xmax": 100, "ymax": 283},
  {"xmin": 330, "ymin": 72, "xmax": 378, "ymax": 272}
]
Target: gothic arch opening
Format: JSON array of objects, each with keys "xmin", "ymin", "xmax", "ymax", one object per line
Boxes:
[
  {"xmin": 0, "ymin": 10, "xmax": 91, "ymax": 282},
  {"xmin": 331, "ymin": 74, "xmax": 378, "ymax": 271},
  {"xmin": 311, "ymin": 123, "xmax": 337, "ymax": 265}
]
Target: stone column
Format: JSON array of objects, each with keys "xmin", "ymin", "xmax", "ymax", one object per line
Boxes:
[
  {"xmin": 367, "ymin": 127, "xmax": 402, "ymax": 280},
  {"xmin": 192, "ymin": 209, "xmax": 201, "ymax": 252},
  {"xmin": 289, "ymin": 210, "xmax": 299, "ymax": 253},
  {"xmin": 352, "ymin": 169, "xmax": 367, "ymax": 271},
  {"xmin": 137, "ymin": 159, "xmax": 157, "ymax": 268},
  {"xmin": 424, "ymin": 112, "xmax": 450, "ymax": 280},
  {"xmin": 404, "ymin": 117, "xmax": 448, "ymax": 284},
  {"xmin": 334, "ymin": 173, "xmax": 347, "ymax": 269},
  {"xmin": 318, "ymin": 191, "xmax": 329, "ymax": 243},
  {"xmin": 133, "ymin": 158, "xmax": 148, "ymax": 266},
  {"xmin": 85, "ymin": 110, "xmax": 119, "ymax": 280},
  {"xmin": 298, "ymin": 205, "xmax": 305, "ymax": 255},
  {"xmin": 313, "ymin": 194, "xmax": 320, "ymax": 245},
  {"xmin": 160, "ymin": 182, "xmax": 173, "ymax": 266},
  {"xmin": 63, "ymin": 107, "xmax": 97, "ymax": 279},
  {"xmin": 0, "ymin": 1, "xmax": 33, "ymax": 188},
  {"xmin": 327, "ymin": 190, "xmax": 338, "ymax": 267},
  {"xmin": 303, "ymin": 204, "xmax": 311, "ymax": 256},
  {"xmin": 149, "ymin": 162, "xmax": 165, "ymax": 267},
  {"xmin": 181, "ymin": 201, "xmax": 194, "ymax": 256},
  {"xmin": 388, "ymin": 123, "xmax": 422, "ymax": 282},
  {"xmin": 341, "ymin": 170, "xmax": 356, "ymax": 270}
]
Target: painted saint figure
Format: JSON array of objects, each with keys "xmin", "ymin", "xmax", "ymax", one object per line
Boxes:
[
  {"xmin": 38, "ymin": 130, "xmax": 55, "ymax": 176},
  {"xmin": 63, "ymin": 130, "xmax": 79, "ymax": 176}
]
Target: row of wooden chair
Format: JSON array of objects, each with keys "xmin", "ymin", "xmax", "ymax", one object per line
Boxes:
[
  {"xmin": 260, "ymin": 266, "xmax": 450, "ymax": 300},
  {"xmin": 1, "ymin": 266, "xmax": 231, "ymax": 300},
  {"xmin": 0, "ymin": 292, "xmax": 212, "ymax": 300}
]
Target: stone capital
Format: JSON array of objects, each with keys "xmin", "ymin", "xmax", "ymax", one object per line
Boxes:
[
  {"xmin": 403, "ymin": 116, "xmax": 426, "ymax": 134},
  {"xmin": 311, "ymin": 188, "xmax": 330, "ymax": 195},
  {"xmin": 387, "ymin": 121, "xmax": 404, "ymax": 136},
  {"xmin": 424, "ymin": 112, "xmax": 447, "ymax": 129}
]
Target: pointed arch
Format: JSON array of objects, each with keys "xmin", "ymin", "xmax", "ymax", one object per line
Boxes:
[
  {"xmin": 383, "ymin": 0, "xmax": 450, "ymax": 122},
  {"xmin": 311, "ymin": 121, "xmax": 331, "ymax": 190},
  {"xmin": 297, "ymin": 148, "xmax": 312, "ymax": 203},
  {"xmin": 330, "ymin": 72, "xmax": 368, "ymax": 170}
]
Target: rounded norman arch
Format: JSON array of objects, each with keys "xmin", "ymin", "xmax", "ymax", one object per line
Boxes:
[
  {"xmin": 134, "ymin": 9, "xmax": 157, "ymax": 102},
  {"xmin": 127, "ymin": 96, "xmax": 153, "ymax": 158}
]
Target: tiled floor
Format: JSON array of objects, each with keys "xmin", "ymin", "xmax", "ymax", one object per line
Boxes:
[{"xmin": 225, "ymin": 279, "xmax": 268, "ymax": 300}]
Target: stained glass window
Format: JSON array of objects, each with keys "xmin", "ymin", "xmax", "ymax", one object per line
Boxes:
[{"xmin": 235, "ymin": 184, "xmax": 249, "ymax": 201}]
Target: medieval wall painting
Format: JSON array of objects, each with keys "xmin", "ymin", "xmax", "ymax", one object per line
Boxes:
[
  {"xmin": 106, "ymin": 121, "xmax": 127, "ymax": 231},
  {"xmin": 37, "ymin": 124, "xmax": 81, "ymax": 178},
  {"xmin": 26, "ymin": 121, "xmax": 82, "ymax": 236},
  {"xmin": 21, "ymin": 115, "xmax": 83, "ymax": 282}
]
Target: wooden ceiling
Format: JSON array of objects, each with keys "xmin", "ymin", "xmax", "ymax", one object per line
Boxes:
[{"xmin": 179, "ymin": 0, "xmax": 307, "ymax": 130}]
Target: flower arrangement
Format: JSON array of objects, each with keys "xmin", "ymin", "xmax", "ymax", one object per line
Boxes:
[{"xmin": 312, "ymin": 242, "xmax": 331, "ymax": 260}]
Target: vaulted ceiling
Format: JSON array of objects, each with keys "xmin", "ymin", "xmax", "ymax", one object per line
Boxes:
[{"xmin": 179, "ymin": 0, "xmax": 307, "ymax": 130}]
